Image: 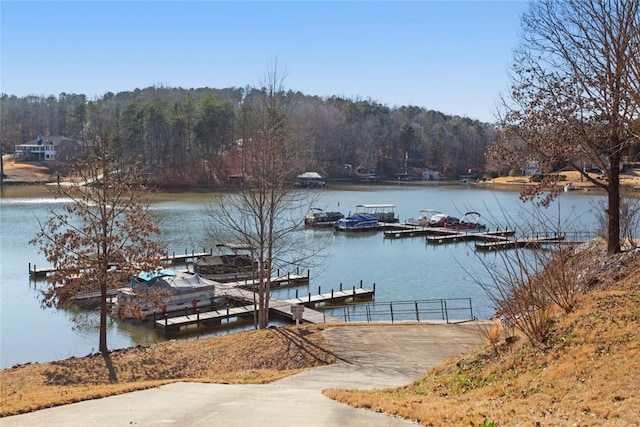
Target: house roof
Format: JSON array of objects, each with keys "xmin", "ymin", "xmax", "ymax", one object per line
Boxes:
[
  {"xmin": 297, "ymin": 172, "xmax": 323, "ymax": 179},
  {"xmin": 17, "ymin": 136, "xmax": 78, "ymax": 146}
]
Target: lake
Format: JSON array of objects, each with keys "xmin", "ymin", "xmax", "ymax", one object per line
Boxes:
[{"xmin": 0, "ymin": 183, "xmax": 605, "ymax": 368}]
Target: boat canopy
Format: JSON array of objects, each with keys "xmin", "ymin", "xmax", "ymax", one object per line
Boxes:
[
  {"xmin": 297, "ymin": 172, "xmax": 323, "ymax": 179},
  {"xmin": 216, "ymin": 242, "xmax": 253, "ymax": 252},
  {"xmin": 356, "ymin": 204, "xmax": 395, "ymax": 209},
  {"xmin": 134, "ymin": 269, "xmax": 177, "ymax": 285}
]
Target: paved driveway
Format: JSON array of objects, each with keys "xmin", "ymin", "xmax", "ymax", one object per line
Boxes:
[{"xmin": 1, "ymin": 323, "xmax": 486, "ymax": 427}]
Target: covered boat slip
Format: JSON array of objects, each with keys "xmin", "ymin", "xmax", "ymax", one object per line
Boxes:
[{"xmin": 112, "ymin": 269, "xmax": 311, "ymax": 319}]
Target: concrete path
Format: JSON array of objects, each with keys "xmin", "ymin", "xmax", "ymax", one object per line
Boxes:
[{"xmin": 0, "ymin": 323, "xmax": 486, "ymax": 426}]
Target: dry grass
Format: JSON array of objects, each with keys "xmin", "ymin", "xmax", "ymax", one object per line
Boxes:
[
  {"xmin": 325, "ymin": 245, "xmax": 640, "ymax": 426},
  {"xmin": 0, "ymin": 325, "xmax": 335, "ymax": 416},
  {"xmin": 488, "ymin": 169, "xmax": 640, "ymax": 193},
  {"xmin": 1, "ymin": 157, "xmax": 53, "ymax": 183}
]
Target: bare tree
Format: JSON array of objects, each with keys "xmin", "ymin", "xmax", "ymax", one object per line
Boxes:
[
  {"xmin": 469, "ymin": 205, "xmax": 592, "ymax": 347},
  {"xmin": 30, "ymin": 129, "xmax": 166, "ymax": 373},
  {"xmin": 492, "ymin": 0, "xmax": 640, "ymax": 254},
  {"xmin": 206, "ymin": 62, "xmax": 326, "ymax": 329}
]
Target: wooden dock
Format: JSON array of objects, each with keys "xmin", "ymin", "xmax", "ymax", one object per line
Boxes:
[
  {"xmin": 224, "ymin": 271, "xmax": 310, "ymax": 289},
  {"xmin": 281, "ymin": 286, "xmax": 375, "ymax": 308},
  {"xmin": 154, "ymin": 304, "xmax": 257, "ymax": 333},
  {"xmin": 164, "ymin": 250, "xmax": 211, "ymax": 264},
  {"xmin": 383, "ymin": 223, "xmax": 515, "ymax": 240},
  {"xmin": 153, "ymin": 281, "xmax": 374, "ymax": 334},
  {"xmin": 425, "ymin": 229, "xmax": 515, "ymax": 245},
  {"xmin": 29, "ymin": 249, "xmax": 213, "ymax": 278},
  {"xmin": 474, "ymin": 235, "xmax": 567, "ymax": 251}
]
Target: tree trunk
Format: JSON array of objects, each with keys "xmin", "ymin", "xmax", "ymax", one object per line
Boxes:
[
  {"xmin": 607, "ymin": 152, "xmax": 621, "ymax": 254},
  {"xmin": 99, "ymin": 279, "xmax": 108, "ymax": 353}
]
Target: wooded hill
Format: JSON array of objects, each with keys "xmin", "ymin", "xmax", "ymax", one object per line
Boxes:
[{"xmin": 0, "ymin": 87, "xmax": 496, "ymax": 187}]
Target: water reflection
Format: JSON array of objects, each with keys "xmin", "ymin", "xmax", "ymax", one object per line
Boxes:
[{"xmin": 1, "ymin": 183, "xmax": 607, "ymax": 368}]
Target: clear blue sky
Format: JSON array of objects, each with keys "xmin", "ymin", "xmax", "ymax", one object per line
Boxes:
[{"xmin": 1, "ymin": 1, "xmax": 527, "ymax": 123}]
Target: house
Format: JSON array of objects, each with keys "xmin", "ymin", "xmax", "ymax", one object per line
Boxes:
[
  {"xmin": 14, "ymin": 135, "xmax": 82, "ymax": 161},
  {"xmin": 421, "ymin": 170, "xmax": 440, "ymax": 181},
  {"xmin": 521, "ymin": 161, "xmax": 540, "ymax": 176},
  {"xmin": 296, "ymin": 172, "xmax": 326, "ymax": 188}
]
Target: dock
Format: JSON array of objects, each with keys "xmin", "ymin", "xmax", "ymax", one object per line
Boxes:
[
  {"xmin": 153, "ymin": 281, "xmax": 374, "ymax": 334},
  {"xmin": 383, "ymin": 223, "xmax": 515, "ymax": 240},
  {"xmin": 474, "ymin": 231, "xmax": 597, "ymax": 251},
  {"xmin": 474, "ymin": 235, "xmax": 566, "ymax": 251},
  {"xmin": 224, "ymin": 271, "xmax": 310, "ymax": 289},
  {"xmin": 425, "ymin": 229, "xmax": 515, "ymax": 244},
  {"xmin": 29, "ymin": 249, "xmax": 214, "ymax": 278}
]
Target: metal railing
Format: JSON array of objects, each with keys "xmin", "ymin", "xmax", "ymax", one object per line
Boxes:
[{"xmin": 325, "ymin": 298, "xmax": 475, "ymax": 324}]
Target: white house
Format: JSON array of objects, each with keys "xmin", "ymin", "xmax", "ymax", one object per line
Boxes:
[{"xmin": 14, "ymin": 135, "xmax": 80, "ymax": 161}]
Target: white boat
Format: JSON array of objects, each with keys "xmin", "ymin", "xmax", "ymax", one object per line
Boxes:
[
  {"xmin": 112, "ymin": 269, "xmax": 218, "ymax": 319},
  {"xmin": 407, "ymin": 209, "xmax": 442, "ymax": 227}
]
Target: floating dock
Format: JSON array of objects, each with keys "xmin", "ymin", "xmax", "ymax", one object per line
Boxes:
[
  {"xmin": 153, "ymin": 282, "xmax": 374, "ymax": 334},
  {"xmin": 29, "ymin": 249, "xmax": 213, "ymax": 278},
  {"xmin": 383, "ymin": 223, "xmax": 515, "ymax": 240}
]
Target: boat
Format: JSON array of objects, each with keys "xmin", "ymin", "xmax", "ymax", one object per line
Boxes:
[
  {"xmin": 354, "ymin": 204, "xmax": 399, "ymax": 223},
  {"xmin": 429, "ymin": 212, "xmax": 460, "ymax": 228},
  {"xmin": 304, "ymin": 207, "xmax": 344, "ymax": 227},
  {"xmin": 193, "ymin": 243, "xmax": 258, "ymax": 282},
  {"xmin": 447, "ymin": 211, "xmax": 487, "ymax": 231},
  {"xmin": 334, "ymin": 213, "xmax": 380, "ymax": 231},
  {"xmin": 112, "ymin": 269, "xmax": 218, "ymax": 319},
  {"xmin": 406, "ymin": 209, "xmax": 442, "ymax": 227}
]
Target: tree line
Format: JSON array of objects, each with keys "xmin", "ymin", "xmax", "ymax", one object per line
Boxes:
[{"xmin": 0, "ymin": 86, "xmax": 496, "ymax": 186}]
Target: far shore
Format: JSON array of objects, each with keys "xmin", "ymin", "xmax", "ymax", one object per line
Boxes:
[{"xmin": 3, "ymin": 156, "xmax": 640, "ymax": 194}]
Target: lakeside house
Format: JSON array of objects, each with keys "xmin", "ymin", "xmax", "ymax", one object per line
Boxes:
[{"xmin": 14, "ymin": 135, "xmax": 83, "ymax": 161}]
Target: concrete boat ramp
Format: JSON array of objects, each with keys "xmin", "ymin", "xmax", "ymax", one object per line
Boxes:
[{"xmin": 1, "ymin": 324, "xmax": 486, "ymax": 427}]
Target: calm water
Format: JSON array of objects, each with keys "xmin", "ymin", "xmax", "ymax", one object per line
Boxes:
[{"xmin": 0, "ymin": 183, "xmax": 605, "ymax": 368}]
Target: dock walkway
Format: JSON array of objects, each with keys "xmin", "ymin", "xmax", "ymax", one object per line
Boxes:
[
  {"xmin": 383, "ymin": 223, "xmax": 515, "ymax": 240},
  {"xmin": 29, "ymin": 250, "xmax": 212, "ymax": 278},
  {"xmin": 154, "ymin": 281, "xmax": 374, "ymax": 334}
]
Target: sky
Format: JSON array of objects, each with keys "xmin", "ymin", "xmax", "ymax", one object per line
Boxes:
[{"xmin": 1, "ymin": 1, "xmax": 528, "ymax": 123}]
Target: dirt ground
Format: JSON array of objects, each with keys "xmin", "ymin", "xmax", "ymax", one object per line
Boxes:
[
  {"xmin": 1, "ymin": 156, "xmax": 54, "ymax": 184},
  {"xmin": 487, "ymin": 169, "xmax": 640, "ymax": 192}
]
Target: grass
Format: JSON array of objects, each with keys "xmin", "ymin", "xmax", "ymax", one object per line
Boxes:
[
  {"xmin": 3, "ymin": 243, "xmax": 640, "ymax": 425},
  {"xmin": 325, "ymin": 243, "xmax": 640, "ymax": 425},
  {"xmin": 0, "ymin": 325, "xmax": 335, "ymax": 416}
]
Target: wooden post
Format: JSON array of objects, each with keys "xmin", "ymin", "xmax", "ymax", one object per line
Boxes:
[{"xmin": 444, "ymin": 300, "xmax": 449, "ymax": 324}]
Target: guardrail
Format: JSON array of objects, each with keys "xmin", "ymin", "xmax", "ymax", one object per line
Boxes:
[{"xmin": 324, "ymin": 298, "xmax": 475, "ymax": 324}]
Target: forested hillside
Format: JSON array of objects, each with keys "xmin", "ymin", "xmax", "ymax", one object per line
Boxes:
[{"xmin": 1, "ymin": 86, "xmax": 496, "ymax": 187}]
